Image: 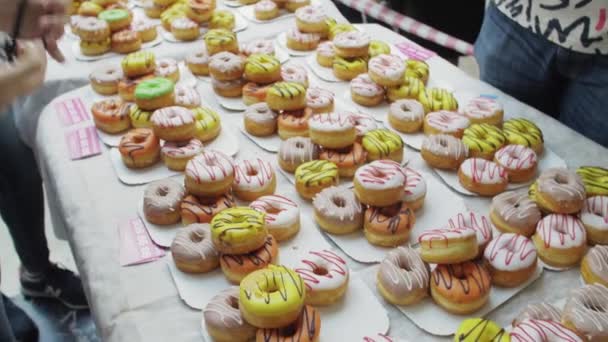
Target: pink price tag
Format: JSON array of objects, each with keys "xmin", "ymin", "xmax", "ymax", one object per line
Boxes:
[
  {"xmin": 55, "ymin": 98, "xmax": 90, "ymax": 126},
  {"xmin": 394, "ymin": 41, "xmax": 436, "ymax": 61},
  {"xmin": 118, "ymin": 217, "xmax": 165, "ymax": 266},
  {"xmin": 65, "ymin": 125, "xmax": 102, "ymax": 160}
]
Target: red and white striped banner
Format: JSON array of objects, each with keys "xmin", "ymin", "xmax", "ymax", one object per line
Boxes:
[{"xmin": 335, "ymin": 0, "xmax": 475, "ymax": 56}]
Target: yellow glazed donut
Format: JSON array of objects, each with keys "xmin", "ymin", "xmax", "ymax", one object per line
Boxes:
[
  {"xmin": 204, "ymin": 29, "xmax": 238, "ymax": 55},
  {"xmin": 387, "ymin": 75, "xmax": 425, "ymax": 103},
  {"xmin": 577, "ymin": 166, "xmax": 608, "ymax": 197},
  {"xmin": 418, "ymin": 88, "xmax": 458, "ymax": 114},
  {"xmin": 328, "ymin": 23, "xmax": 356, "ymax": 40},
  {"xmin": 129, "ymin": 105, "xmax": 153, "ymax": 128},
  {"xmin": 454, "ymin": 318, "xmax": 509, "ymax": 342},
  {"xmin": 332, "ymin": 56, "xmax": 367, "ymax": 81},
  {"xmin": 404, "ymin": 59, "xmax": 430, "ymax": 84},
  {"xmin": 239, "ymin": 265, "xmax": 306, "ymax": 328},
  {"xmin": 362, "ymin": 129, "xmax": 404, "ymax": 163},
  {"xmin": 209, "ymin": 9, "xmax": 235, "ymax": 30},
  {"xmin": 502, "ymin": 118, "xmax": 544, "ymax": 155},
  {"xmin": 308, "ymin": 112, "xmax": 356, "ymax": 149},
  {"xmin": 210, "ymin": 207, "xmax": 268, "ymax": 254},
  {"xmin": 368, "ymin": 40, "xmax": 390, "ymax": 58},
  {"xmin": 295, "ymin": 160, "xmax": 339, "ymax": 200},
  {"xmin": 192, "ymin": 106, "xmax": 221, "ymax": 142},
  {"xmin": 462, "ymin": 123, "xmax": 506, "ymax": 160},
  {"xmin": 266, "ymin": 82, "xmax": 307, "ymax": 111},
  {"xmin": 244, "ymin": 54, "xmax": 281, "ymax": 84}
]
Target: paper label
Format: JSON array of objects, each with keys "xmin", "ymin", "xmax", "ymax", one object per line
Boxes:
[
  {"xmin": 394, "ymin": 41, "xmax": 436, "ymax": 61},
  {"xmin": 65, "ymin": 126, "xmax": 102, "ymax": 160},
  {"xmin": 118, "ymin": 217, "xmax": 165, "ymax": 266},
  {"xmin": 55, "ymin": 97, "xmax": 90, "ymax": 126}
]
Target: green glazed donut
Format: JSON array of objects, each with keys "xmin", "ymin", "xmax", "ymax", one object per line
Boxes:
[
  {"xmin": 98, "ymin": 9, "xmax": 129, "ymax": 23},
  {"xmin": 135, "ymin": 78, "xmax": 174, "ymax": 100}
]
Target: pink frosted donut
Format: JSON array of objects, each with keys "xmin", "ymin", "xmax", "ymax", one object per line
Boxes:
[
  {"xmin": 368, "ymin": 54, "xmax": 405, "ymax": 86},
  {"xmin": 463, "ymin": 96, "xmax": 504, "ymax": 125},
  {"xmin": 402, "ymin": 167, "xmax": 426, "ymax": 210},
  {"xmin": 306, "ymin": 87, "xmax": 334, "ymax": 113},
  {"xmin": 294, "ymin": 249, "xmax": 349, "ymax": 305},
  {"xmin": 333, "ymin": 31, "xmax": 370, "ymax": 54},
  {"xmin": 232, "ymin": 158, "xmax": 276, "ymax": 200},
  {"xmin": 351, "ymin": 112, "xmax": 378, "ymax": 139},
  {"xmin": 533, "ymin": 214, "xmax": 587, "ymax": 267},
  {"xmin": 537, "ymin": 168, "xmax": 586, "ymax": 214},
  {"xmin": 448, "ymin": 211, "xmax": 493, "ymax": 252},
  {"xmin": 250, "ymin": 195, "xmax": 300, "ymax": 241},
  {"xmin": 511, "ymin": 320, "xmax": 583, "ymax": 342},
  {"xmin": 458, "ymin": 158, "xmax": 508, "ymax": 195},
  {"xmin": 281, "ymin": 63, "xmax": 309, "ymax": 87},
  {"xmin": 174, "ymin": 84, "xmax": 201, "ymax": 109},
  {"xmin": 495, "ymin": 144, "xmax": 538, "ymax": 182},
  {"xmin": 351, "ymin": 73, "xmax": 385, "ymax": 99},
  {"xmin": 155, "ymin": 58, "xmax": 179, "ymax": 80},
  {"xmin": 424, "ymin": 110, "xmax": 470, "ymax": 137},
  {"xmin": 242, "ymin": 39, "xmax": 275, "ymax": 56},
  {"xmin": 580, "ymin": 195, "xmax": 608, "ymax": 244}
]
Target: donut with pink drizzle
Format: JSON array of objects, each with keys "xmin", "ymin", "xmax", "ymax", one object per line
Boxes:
[
  {"xmin": 494, "ymin": 144, "xmax": 538, "ymax": 183},
  {"xmin": 232, "ymin": 158, "xmax": 276, "ymax": 201},
  {"xmin": 377, "ymin": 246, "xmax": 429, "ymax": 305},
  {"xmin": 463, "ymin": 96, "xmax": 504, "ymax": 126},
  {"xmin": 154, "ymin": 58, "xmax": 179, "ymax": 83},
  {"xmin": 448, "ymin": 211, "xmax": 493, "ymax": 253},
  {"xmin": 308, "ymin": 111, "xmax": 356, "ymax": 149},
  {"xmin": 281, "ymin": 63, "xmax": 309, "ymax": 87},
  {"xmin": 350, "ymin": 73, "xmax": 385, "ymax": 106},
  {"xmin": 368, "ymin": 54, "xmax": 406, "ymax": 87},
  {"xmin": 562, "ymin": 284, "xmax": 608, "ymax": 341},
  {"xmin": 316, "ymin": 41, "xmax": 335, "ymax": 67},
  {"xmin": 286, "ymin": 27, "xmax": 320, "ymax": 51},
  {"xmin": 511, "ymin": 319, "xmax": 583, "ymax": 342},
  {"xmin": 151, "ymin": 106, "xmax": 196, "ymax": 141},
  {"xmin": 203, "ymin": 286, "xmax": 256, "ymax": 342},
  {"xmin": 161, "ymin": 138, "xmax": 203, "ymax": 171},
  {"xmin": 423, "ymin": 110, "xmax": 470, "ymax": 138},
  {"xmin": 402, "ymin": 167, "xmax": 426, "ymax": 210},
  {"xmin": 353, "ymin": 160, "xmax": 406, "ymax": 207},
  {"xmin": 294, "ymin": 249, "xmax": 349, "ymax": 305},
  {"xmin": 241, "ymin": 39, "xmax": 275, "ymax": 56},
  {"xmin": 579, "ymin": 195, "xmax": 608, "ymax": 245},
  {"xmin": 173, "ymin": 84, "xmax": 201, "ymax": 109},
  {"xmin": 350, "ymin": 112, "xmax": 378, "ymax": 140},
  {"xmin": 491, "ymin": 190, "xmax": 542, "ymax": 236},
  {"xmin": 512, "ymin": 302, "xmax": 562, "ymax": 327},
  {"xmin": 417, "ymin": 227, "xmax": 479, "ymax": 264},
  {"xmin": 185, "ymin": 149, "xmax": 235, "ymax": 197},
  {"xmin": 250, "ymin": 195, "xmax": 300, "ymax": 241},
  {"xmin": 483, "ymin": 233, "xmax": 537, "ymax": 287},
  {"xmin": 306, "ymin": 87, "xmax": 334, "ymax": 113},
  {"xmin": 333, "ymin": 31, "xmax": 370, "ymax": 58},
  {"xmin": 532, "ymin": 213, "xmax": 587, "ymax": 268},
  {"xmin": 458, "ymin": 158, "xmax": 508, "ymax": 196},
  {"xmin": 295, "ymin": 5, "xmax": 327, "ymax": 34}
]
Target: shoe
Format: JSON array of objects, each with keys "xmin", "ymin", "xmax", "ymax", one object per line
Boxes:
[
  {"xmin": 2, "ymin": 294, "xmax": 39, "ymax": 342},
  {"xmin": 20, "ymin": 264, "xmax": 89, "ymax": 310}
]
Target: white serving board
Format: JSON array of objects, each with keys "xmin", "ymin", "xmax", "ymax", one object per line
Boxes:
[
  {"xmin": 159, "ymin": 11, "xmax": 248, "ymax": 43},
  {"xmin": 71, "ymin": 35, "xmax": 163, "ymax": 61},
  {"xmin": 137, "ymin": 197, "xmax": 182, "ymax": 247},
  {"xmin": 238, "ymin": 0, "xmax": 323, "ymax": 24},
  {"xmin": 238, "ymin": 120, "xmax": 281, "ymax": 153},
  {"xmin": 276, "ymin": 32, "xmax": 316, "ymax": 57},
  {"xmin": 381, "ymin": 116, "xmax": 426, "ymax": 151},
  {"xmin": 110, "ymin": 148, "xmax": 180, "ymax": 185}
]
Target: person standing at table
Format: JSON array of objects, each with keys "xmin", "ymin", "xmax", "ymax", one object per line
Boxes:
[
  {"xmin": 474, "ymin": 1, "xmax": 608, "ymax": 147},
  {"xmin": 0, "ymin": 0, "xmax": 88, "ymax": 341}
]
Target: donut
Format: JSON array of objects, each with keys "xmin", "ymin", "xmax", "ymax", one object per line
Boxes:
[
  {"xmin": 332, "ymin": 56, "xmax": 367, "ymax": 81},
  {"xmin": 118, "ymin": 74, "xmax": 154, "ymax": 102},
  {"xmin": 420, "ymin": 134, "xmax": 468, "ymax": 170},
  {"xmin": 405, "ymin": 59, "xmax": 430, "ymax": 84},
  {"xmin": 448, "ymin": 211, "xmax": 493, "ymax": 254},
  {"xmin": 171, "ymin": 17, "xmax": 200, "ymax": 41},
  {"xmin": 463, "ymin": 96, "xmax": 504, "ymax": 126},
  {"xmin": 295, "ymin": 160, "xmax": 339, "ymax": 200},
  {"xmin": 364, "ymin": 202, "xmax": 415, "ymax": 247},
  {"xmin": 277, "ymin": 108, "xmax": 313, "ymax": 140},
  {"xmin": 294, "ymin": 249, "xmax": 348, "ymax": 306},
  {"xmin": 281, "ymin": 64, "xmax": 309, "ymax": 87},
  {"xmin": 154, "ymin": 58, "xmax": 180, "ymax": 83},
  {"xmin": 186, "ymin": 0, "xmax": 213, "ymax": 23},
  {"xmin": 160, "ymin": 6, "xmax": 186, "ymax": 31},
  {"xmin": 278, "ymin": 137, "xmax": 319, "ymax": 173},
  {"xmin": 233, "ymin": 158, "xmax": 277, "ymax": 201},
  {"xmin": 483, "ymin": 233, "xmax": 537, "ymax": 287},
  {"xmin": 128, "ymin": 105, "xmax": 153, "ymax": 129},
  {"xmin": 142, "ymin": 1, "xmax": 166, "ymax": 19},
  {"xmin": 242, "ymin": 82, "xmax": 270, "ymax": 105},
  {"xmin": 423, "ymin": 110, "xmax": 470, "ymax": 138},
  {"xmin": 185, "ymin": 150, "xmax": 235, "ymax": 196},
  {"xmin": 313, "ymin": 186, "xmax": 362, "ymax": 234},
  {"xmin": 316, "ymin": 41, "xmax": 335, "ymax": 68},
  {"xmin": 220, "ymin": 235, "xmax": 279, "ymax": 284},
  {"xmin": 306, "ymin": 87, "xmax": 334, "ymax": 114},
  {"xmin": 151, "ymin": 106, "xmax": 196, "ymax": 142},
  {"xmin": 203, "ymin": 287, "xmax": 257, "ymax": 342},
  {"xmin": 286, "ymin": 0, "xmax": 311, "ymax": 13},
  {"xmin": 89, "ymin": 64, "xmax": 123, "ymax": 95},
  {"xmin": 458, "ymin": 158, "xmax": 509, "ymax": 196},
  {"xmin": 192, "ymin": 106, "xmax": 221, "ymax": 142},
  {"xmin": 209, "ymin": 9, "xmax": 235, "ymax": 30},
  {"xmin": 211, "ymin": 207, "xmax": 267, "ymax": 254},
  {"xmin": 361, "ymin": 129, "xmax": 404, "ymax": 163},
  {"xmin": 243, "ymin": 102, "xmax": 277, "ymax": 137},
  {"xmin": 186, "ymin": 48, "xmax": 210, "ymax": 76},
  {"xmin": 134, "ymin": 77, "xmax": 175, "ymax": 111},
  {"xmin": 490, "ymin": 190, "xmax": 542, "ymax": 237},
  {"xmin": 503, "ymin": 118, "xmax": 544, "ymax": 155},
  {"xmin": 204, "ymin": 29, "xmax": 238, "ymax": 56},
  {"xmin": 350, "ymin": 73, "xmax": 385, "ymax": 107},
  {"xmin": 388, "ymin": 99, "xmax": 425, "ymax": 133},
  {"xmin": 132, "ymin": 20, "xmax": 157, "ymax": 43},
  {"xmin": 160, "ymin": 138, "xmax": 203, "ymax": 171},
  {"xmin": 376, "ymin": 246, "xmax": 429, "ymax": 305},
  {"xmin": 254, "ymin": 0, "xmax": 279, "ymax": 20},
  {"xmin": 511, "ymin": 319, "xmax": 583, "ymax": 342},
  {"xmin": 118, "ymin": 128, "xmax": 160, "ymax": 168},
  {"xmin": 455, "ymin": 318, "xmax": 509, "ymax": 342},
  {"xmin": 418, "ymin": 227, "xmax": 478, "ymax": 264},
  {"xmin": 353, "ymin": 160, "xmax": 406, "ymax": 207},
  {"xmin": 209, "ymin": 51, "xmax": 245, "ymax": 81},
  {"xmin": 368, "ymin": 40, "xmax": 390, "ymax": 58},
  {"xmin": 242, "ymin": 39, "xmax": 275, "ymax": 56},
  {"xmin": 295, "ymin": 5, "xmax": 328, "ymax": 34},
  {"xmin": 244, "ymin": 54, "xmax": 281, "ymax": 84},
  {"xmin": 512, "ymin": 302, "xmax": 562, "ymax": 327},
  {"xmin": 80, "ymin": 37, "xmax": 111, "ymax": 56},
  {"xmin": 75, "ymin": 17, "xmax": 110, "ymax": 41},
  {"xmin": 328, "ymin": 23, "xmax": 356, "ymax": 40},
  {"xmin": 174, "ymin": 84, "xmax": 201, "ymax": 109},
  {"xmin": 387, "ymin": 76, "xmax": 425, "ymax": 103},
  {"xmin": 532, "ymin": 214, "xmax": 587, "ymax": 268},
  {"xmin": 577, "ymin": 166, "xmax": 608, "ymax": 197},
  {"xmin": 418, "ymin": 88, "xmax": 458, "ymax": 114},
  {"xmin": 171, "ymin": 224, "xmax": 219, "ymax": 273},
  {"xmin": 111, "ymin": 29, "xmax": 141, "ymax": 54},
  {"xmin": 402, "ymin": 167, "xmax": 427, "ymax": 211},
  {"xmin": 256, "ymin": 305, "xmax": 320, "ymax": 342},
  {"xmin": 462, "ymin": 123, "xmax": 506, "ymax": 160},
  {"xmin": 494, "ymin": 144, "xmax": 538, "ymax": 183},
  {"xmin": 308, "ymin": 112, "xmax": 356, "ymax": 149},
  {"xmin": 351, "ymin": 113, "xmax": 378, "ymax": 141},
  {"xmin": 99, "ymin": 9, "xmax": 131, "ymax": 31},
  {"xmin": 266, "ymin": 82, "xmax": 307, "ymax": 112},
  {"xmin": 563, "ymin": 284, "xmax": 608, "ymax": 341},
  {"xmin": 536, "ymin": 168, "xmax": 586, "ymax": 214},
  {"xmin": 430, "ymin": 261, "xmax": 491, "ymax": 314},
  {"xmin": 239, "ymin": 265, "xmax": 306, "ymax": 328},
  {"xmin": 180, "ymin": 193, "xmax": 236, "ymax": 225},
  {"xmin": 212, "ymin": 74, "xmax": 241, "ymax": 96},
  {"xmin": 91, "ymin": 98, "xmax": 131, "ymax": 133},
  {"xmin": 581, "ymin": 245, "xmax": 608, "ymax": 287},
  {"xmin": 286, "ymin": 27, "xmax": 320, "ymax": 51},
  {"xmin": 143, "ymin": 178, "xmax": 185, "ymax": 225},
  {"xmin": 250, "ymin": 195, "xmax": 300, "ymax": 241},
  {"xmin": 368, "ymin": 54, "xmax": 405, "ymax": 87},
  {"xmin": 333, "ymin": 31, "xmax": 370, "ymax": 58},
  {"xmin": 319, "ymin": 142, "xmax": 367, "ymax": 177}
]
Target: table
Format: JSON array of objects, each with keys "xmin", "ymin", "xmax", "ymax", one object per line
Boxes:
[{"xmin": 33, "ymin": 10, "xmax": 608, "ymax": 342}]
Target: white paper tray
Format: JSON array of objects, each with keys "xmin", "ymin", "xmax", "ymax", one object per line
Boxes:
[{"xmin": 71, "ymin": 35, "xmax": 163, "ymax": 62}]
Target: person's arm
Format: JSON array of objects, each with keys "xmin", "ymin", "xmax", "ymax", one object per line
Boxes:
[{"xmin": 0, "ymin": 40, "xmax": 46, "ymax": 109}]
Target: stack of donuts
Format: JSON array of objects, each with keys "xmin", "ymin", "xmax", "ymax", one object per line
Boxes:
[
  {"xmin": 69, "ymin": 0, "xmax": 128, "ymax": 17},
  {"xmin": 254, "ymin": 0, "xmax": 317, "ymax": 21}
]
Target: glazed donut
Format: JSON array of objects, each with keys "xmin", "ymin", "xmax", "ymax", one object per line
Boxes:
[
  {"xmin": 387, "ymin": 76, "xmax": 425, "ymax": 103},
  {"xmin": 563, "ymin": 284, "xmax": 608, "ymax": 341},
  {"xmin": 242, "ymin": 82, "xmax": 270, "ymax": 105},
  {"xmin": 171, "ymin": 224, "xmax": 219, "ymax": 273},
  {"xmin": 368, "ymin": 54, "xmax": 405, "ymax": 87},
  {"xmin": 281, "ymin": 63, "xmax": 309, "ymax": 87},
  {"xmin": 295, "ymin": 160, "xmax": 339, "ymax": 200},
  {"xmin": 286, "ymin": 27, "xmax": 320, "ymax": 51},
  {"xmin": 368, "ymin": 40, "xmax": 390, "ymax": 58},
  {"xmin": 511, "ymin": 319, "xmax": 583, "ymax": 342},
  {"xmin": 295, "ymin": 5, "xmax": 328, "ymax": 34},
  {"xmin": 376, "ymin": 246, "xmax": 429, "ymax": 306},
  {"xmin": 576, "ymin": 166, "xmax": 608, "ymax": 197},
  {"xmin": 233, "ymin": 158, "xmax": 277, "ymax": 201},
  {"xmin": 80, "ymin": 37, "xmax": 111, "ymax": 56},
  {"xmin": 180, "ymin": 193, "xmax": 236, "ymax": 225},
  {"xmin": 91, "ymin": 98, "xmax": 131, "ymax": 133},
  {"xmin": 308, "ymin": 112, "xmax": 356, "ymax": 149},
  {"xmin": 118, "ymin": 128, "xmax": 160, "ymax": 168},
  {"xmin": 242, "ymin": 39, "xmax": 275, "ymax": 56},
  {"xmin": 420, "ymin": 134, "xmax": 468, "ymax": 170},
  {"xmin": 192, "ymin": 106, "xmax": 221, "ymax": 142},
  {"xmin": 319, "ymin": 142, "xmax": 367, "ymax": 177},
  {"xmin": 532, "ymin": 214, "xmax": 587, "ymax": 268},
  {"xmin": 351, "ymin": 113, "xmax": 377, "ymax": 141},
  {"xmin": 494, "ymin": 144, "xmax": 538, "ymax": 183},
  {"xmin": 462, "ymin": 123, "xmax": 506, "ymax": 160},
  {"xmin": 129, "ymin": 105, "xmax": 153, "ymax": 129},
  {"xmin": 536, "ymin": 168, "xmax": 586, "ymax": 214},
  {"xmin": 132, "ymin": 20, "xmax": 157, "ymax": 43},
  {"xmin": 512, "ymin": 302, "xmax": 562, "ymax": 327},
  {"xmin": 418, "ymin": 227, "xmax": 478, "ymax": 264},
  {"xmin": 185, "ymin": 150, "xmax": 235, "ymax": 197},
  {"xmin": 350, "ymin": 73, "xmax": 385, "ymax": 107},
  {"xmin": 361, "ymin": 129, "xmax": 404, "ymax": 163},
  {"xmin": 458, "ymin": 158, "xmax": 509, "ymax": 196},
  {"xmin": 294, "ymin": 249, "xmax": 349, "ymax": 306},
  {"xmin": 170, "ymin": 17, "xmax": 200, "ymax": 41},
  {"xmin": 364, "ymin": 202, "xmax": 415, "ymax": 247},
  {"xmin": 463, "ymin": 96, "xmax": 504, "ymax": 126},
  {"xmin": 203, "ymin": 287, "xmax": 257, "ymax": 342},
  {"xmin": 581, "ymin": 196, "xmax": 608, "ymax": 245},
  {"xmin": 277, "ymin": 108, "xmax": 313, "ymax": 140},
  {"xmin": 278, "ymin": 137, "xmax": 319, "ymax": 173},
  {"xmin": 316, "ymin": 41, "xmax": 335, "ymax": 68},
  {"xmin": 306, "ymin": 87, "xmax": 334, "ymax": 114},
  {"xmin": 204, "ymin": 29, "xmax": 239, "ymax": 56},
  {"xmin": 254, "ymin": 0, "xmax": 279, "ymax": 21},
  {"xmin": 503, "ymin": 118, "xmax": 544, "ymax": 155},
  {"xmin": 423, "ymin": 110, "xmax": 470, "ymax": 138},
  {"xmin": 313, "ymin": 186, "xmax": 362, "ymax": 234},
  {"xmin": 332, "ymin": 56, "xmax": 367, "ymax": 81},
  {"xmin": 333, "ymin": 31, "xmax": 370, "ymax": 58},
  {"xmin": 174, "ymin": 84, "xmax": 201, "ymax": 109},
  {"xmin": 266, "ymin": 82, "xmax": 307, "ymax": 112},
  {"xmin": 243, "ymin": 102, "xmax": 277, "ymax": 137},
  {"xmin": 418, "ymin": 88, "xmax": 458, "ymax": 114},
  {"xmin": 89, "ymin": 64, "xmax": 123, "ymax": 95},
  {"xmin": 244, "ymin": 54, "xmax": 281, "ymax": 84},
  {"xmin": 220, "ymin": 235, "xmax": 279, "ymax": 283},
  {"xmin": 75, "ymin": 17, "xmax": 109, "ymax": 41},
  {"xmin": 99, "ymin": 8, "xmax": 131, "ymax": 32},
  {"xmin": 404, "ymin": 59, "xmax": 430, "ymax": 84},
  {"xmin": 239, "ymin": 265, "xmax": 306, "ymax": 328},
  {"xmin": 211, "ymin": 207, "xmax": 267, "ymax": 254},
  {"xmin": 430, "ymin": 262, "xmax": 491, "ymax": 315},
  {"xmin": 448, "ymin": 211, "xmax": 493, "ymax": 254},
  {"xmin": 135, "ymin": 77, "xmax": 175, "ymax": 111},
  {"xmin": 455, "ymin": 318, "xmax": 509, "ymax": 342},
  {"xmin": 490, "ymin": 190, "xmax": 542, "ymax": 237},
  {"xmin": 388, "ymin": 99, "xmax": 425, "ymax": 133},
  {"xmin": 250, "ymin": 195, "xmax": 300, "ymax": 241},
  {"xmin": 209, "ymin": 52, "xmax": 245, "ymax": 81},
  {"xmin": 256, "ymin": 305, "xmax": 320, "ymax": 342},
  {"xmin": 402, "ymin": 167, "xmax": 427, "ymax": 211},
  {"xmin": 581, "ymin": 245, "xmax": 608, "ymax": 287},
  {"xmin": 160, "ymin": 138, "xmax": 203, "ymax": 171},
  {"xmin": 186, "ymin": 48, "xmax": 210, "ymax": 76},
  {"xmin": 483, "ymin": 233, "xmax": 537, "ymax": 287},
  {"xmin": 154, "ymin": 58, "xmax": 180, "ymax": 83},
  {"xmin": 353, "ymin": 160, "xmax": 406, "ymax": 207},
  {"xmin": 209, "ymin": 9, "xmax": 235, "ymax": 30},
  {"xmin": 151, "ymin": 106, "xmax": 196, "ymax": 142},
  {"xmin": 328, "ymin": 22, "xmax": 356, "ymax": 40},
  {"xmin": 111, "ymin": 29, "xmax": 141, "ymax": 54},
  {"xmin": 143, "ymin": 178, "xmax": 185, "ymax": 225},
  {"xmin": 185, "ymin": 0, "xmax": 213, "ymax": 23}
]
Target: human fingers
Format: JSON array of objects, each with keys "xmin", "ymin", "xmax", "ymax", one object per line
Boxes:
[{"xmin": 43, "ymin": 38, "xmax": 64, "ymax": 63}]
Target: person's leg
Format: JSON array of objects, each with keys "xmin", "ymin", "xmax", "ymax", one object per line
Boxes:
[
  {"xmin": 474, "ymin": 3, "xmax": 562, "ymax": 117},
  {"xmin": 0, "ymin": 294, "xmax": 17, "ymax": 342},
  {"xmin": 2, "ymin": 294, "xmax": 38, "ymax": 342}
]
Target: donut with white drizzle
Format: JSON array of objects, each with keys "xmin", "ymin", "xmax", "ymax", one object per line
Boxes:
[
  {"xmin": 313, "ymin": 186, "xmax": 363, "ymax": 234},
  {"xmin": 580, "ymin": 195, "xmax": 608, "ymax": 245},
  {"xmin": 294, "ymin": 249, "xmax": 349, "ymax": 305},
  {"xmin": 581, "ymin": 245, "xmax": 608, "ymax": 287},
  {"xmin": 562, "ymin": 284, "xmax": 608, "ymax": 341},
  {"xmin": 173, "ymin": 84, "xmax": 201, "ymax": 109},
  {"xmin": 171, "ymin": 224, "xmax": 219, "ymax": 273},
  {"xmin": 377, "ymin": 246, "xmax": 429, "ymax": 305},
  {"xmin": 277, "ymin": 137, "xmax": 319, "ymax": 172},
  {"xmin": 203, "ymin": 287, "xmax": 256, "ymax": 341},
  {"xmin": 490, "ymin": 190, "xmax": 542, "ymax": 237}
]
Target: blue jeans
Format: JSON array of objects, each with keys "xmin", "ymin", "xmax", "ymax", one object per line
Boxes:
[{"xmin": 475, "ymin": 4, "xmax": 608, "ymax": 147}]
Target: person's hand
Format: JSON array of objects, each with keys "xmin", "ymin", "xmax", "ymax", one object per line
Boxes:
[{"xmin": 0, "ymin": 40, "xmax": 47, "ymax": 107}]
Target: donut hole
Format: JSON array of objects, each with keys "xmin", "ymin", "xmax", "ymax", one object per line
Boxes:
[
  {"xmin": 332, "ymin": 197, "xmax": 346, "ymax": 208},
  {"xmin": 514, "ymin": 203, "xmax": 520, "ymax": 209},
  {"xmin": 246, "ymin": 168, "xmax": 259, "ymax": 177},
  {"xmin": 370, "ymin": 169, "xmax": 386, "ymax": 178},
  {"xmin": 133, "ymin": 135, "xmax": 147, "ymax": 143},
  {"xmin": 156, "ymin": 186, "xmax": 169, "ymax": 197},
  {"xmin": 400, "ymin": 104, "xmax": 410, "ymax": 112},
  {"xmin": 295, "ymin": 142, "xmax": 304, "ymax": 149},
  {"xmin": 313, "ymin": 266, "xmax": 328, "ymax": 276},
  {"xmin": 554, "ymin": 174, "xmax": 568, "ymax": 185},
  {"xmin": 228, "ymin": 296, "xmax": 239, "ymax": 310},
  {"xmin": 190, "ymin": 232, "xmax": 203, "ymax": 243},
  {"xmin": 439, "ymin": 139, "xmax": 448, "ymax": 148},
  {"xmin": 266, "ymin": 206, "xmax": 283, "ymax": 215},
  {"xmin": 398, "ymin": 261, "xmax": 411, "ymax": 272}
]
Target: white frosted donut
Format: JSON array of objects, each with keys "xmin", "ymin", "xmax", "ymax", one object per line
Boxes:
[
  {"xmin": 209, "ymin": 51, "xmax": 244, "ymax": 74},
  {"xmin": 535, "ymin": 214, "xmax": 586, "ymax": 249},
  {"xmin": 278, "ymin": 137, "xmax": 318, "ymax": 168},
  {"xmin": 244, "ymin": 102, "xmax": 277, "ymax": 126},
  {"xmin": 354, "ymin": 160, "xmax": 406, "ymax": 191},
  {"xmin": 333, "ymin": 31, "xmax": 370, "ymax": 49},
  {"xmin": 174, "ymin": 84, "xmax": 201, "ymax": 108},
  {"xmin": 484, "ymin": 233, "xmax": 537, "ymax": 271},
  {"xmin": 155, "ymin": 58, "xmax": 179, "ymax": 79},
  {"xmin": 185, "ymin": 150, "xmax": 235, "ymax": 184},
  {"xmin": 132, "ymin": 20, "xmax": 155, "ymax": 33},
  {"xmin": 171, "ymin": 17, "xmax": 198, "ymax": 30},
  {"xmin": 161, "ymin": 138, "xmax": 204, "ymax": 159},
  {"xmin": 306, "ymin": 87, "xmax": 334, "ymax": 111},
  {"xmin": 233, "ymin": 158, "xmax": 275, "ymax": 193},
  {"xmin": 186, "ymin": 48, "xmax": 209, "ymax": 66},
  {"xmin": 511, "ymin": 319, "xmax": 583, "ymax": 342},
  {"xmin": 350, "ymin": 112, "xmax": 378, "ymax": 138},
  {"xmin": 495, "ymin": 144, "xmax": 537, "ymax": 172},
  {"xmin": 417, "ymin": 227, "xmax": 477, "ymax": 246},
  {"xmin": 89, "ymin": 64, "xmax": 123, "ymax": 84},
  {"xmin": 351, "ymin": 73, "xmax": 385, "ymax": 97},
  {"xmin": 242, "ymin": 39, "xmax": 275, "ymax": 56},
  {"xmin": 402, "ymin": 167, "xmax": 427, "ymax": 204},
  {"xmin": 287, "ymin": 27, "xmax": 320, "ymax": 44},
  {"xmin": 294, "ymin": 249, "xmax": 349, "ymax": 294},
  {"xmin": 316, "ymin": 41, "xmax": 335, "ymax": 58},
  {"xmin": 425, "ymin": 110, "xmax": 470, "ymax": 134},
  {"xmin": 389, "ymin": 99, "xmax": 424, "ymax": 124},
  {"xmin": 464, "ymin": 96, "xmax": 503, "ymax": 120},
  {"xmin": 295, "ymin": 5, "xmax": 326, "ymax": 25},
  {"xmin": 250, "ymin": 195, "xmax": 299, "ymax": 236},
  {"xmin": 255, "ymin": 0, "xmax": 277, "ymax": 12},
  {"xmin": 151, "ymin": 106, "xmax": 195, "ymax": 128},
  {"xmin": 448, "ymin": 211, "xmax": 494, "ymax": 249},
  {"xmin": 308, "ymin": 112, "xmax": 355, "ymax": 134},
  {"xmin": 459, "ymin": 158, "xmax": 509, "ymax": 185},
  {"xmin": 281, "ymin": 63, "xmax": 308, "ymax": 86},
  {"xmin": 368, "ymin": 54, "xmax": 405, "ymax": 82},
  {"xmin": 580, "ymin": 196, "xmax": 608, "ymax": 231}
]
